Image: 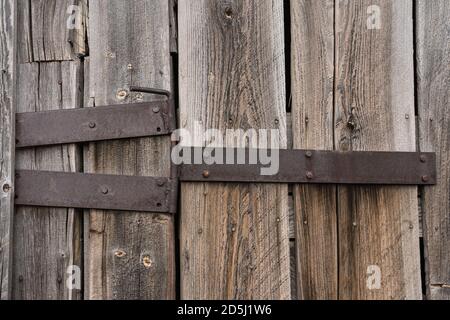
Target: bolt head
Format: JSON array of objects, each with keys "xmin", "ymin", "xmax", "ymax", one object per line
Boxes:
[
  {"xmin": 420, "ymin": 155, "xmax": 427, "ymax": 163},
  {"xmin": 306, "ymin": 171, "xmax": 314, "ymax": 180},
  {"xmin": 101, "ymin": 186, "xmax": 109, "ymax": 195},
  {"xmin": 422, "ymin": 175, "xmax": 430, "ymax": 183},
  {"xmin": 202, "ymin": 170, "xmax": 210, "ymax": 178},
  {"xmin": 305, "ymin": 151, "xmax": 313, "ymax": 158},
  {"xmin": 89, "ymin": 122, "xmax": 96, "ymax": 129},
  {"xmin": 152, "ymin": 107, "xmax": 160, "ymax": 113}
]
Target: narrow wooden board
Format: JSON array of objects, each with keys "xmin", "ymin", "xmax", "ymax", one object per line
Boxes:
[
  {"xmin": 179, "ymin": 0, "xmax": 291, "ymax": 299},
  {"xmin": 416, "ymin": 0, "xmax": 450, "ymax": 300},
  {"xmin": 0, "ymin": 0, "xmax": 17, "ymax": 300},
  {"xmin": 13, "ymin": 61, "xmax": 83, "ymax": 300},
  {"xmin": 291, "ymin": 0, "xmax": 338, "ymax": 300},
  {"xmin": 85, "ymin": 0, "xmax": 175, "ymax": 300},
  {"xmin": 335, "ymin": 0, "xmax": 421, "ymax": 299},
  {"xmin": 17, "ymin": 0, "xmax": 88, "ymax": 62}
]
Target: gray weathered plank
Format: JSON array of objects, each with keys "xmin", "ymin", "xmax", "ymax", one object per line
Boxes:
[
  {"xmin": 335, "ymin": 0, "xmax": 421, "ymax": 299},
  {"xmin": 291, "ymin": 0, "xmax": 338, "ymax": 300},
  {"xmin": 0, "ymin": 0, "xmax": 17, "ymax": 301},
  {"xmin": 417, "ymin": 0, "xmax": 450, "ymax": 300},
  {"xmin": 179, "ymin": 0, "xmax": 291, "ymax": 299},
  {"xmin": 13, "ymin": 61, "xmax": 83, "ymax": 300},
  {"xmin": 17, "ymin": 0, "xmax": 88, "ymax": 62},
  {"xmin": 86, "ymin": 0, "xmax": 175, "ymax": 300}
]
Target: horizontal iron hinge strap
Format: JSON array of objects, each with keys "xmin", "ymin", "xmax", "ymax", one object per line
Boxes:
[
  {"xmin": 13, "ymin": 149, "xmax": 436, "ymax": 213},
  {"xmin": 15, "ymin": 170, "xmax": 178, "ymax": 213},
  {"xmin": 16, "ymin": 100, "xmax": 176, "ymax": 148},
  {"xmin": 178, "ymin": 148, "xmax": 436, "ymax": 185}
]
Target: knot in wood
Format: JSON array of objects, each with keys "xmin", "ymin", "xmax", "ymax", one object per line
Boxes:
[
  {"xmin": 142, "ymin": 255, "xmax": 153, "ymax": 269},
  {"xmin": 114, "ymin": 250, "xmax": 126, "ymax": 258}
]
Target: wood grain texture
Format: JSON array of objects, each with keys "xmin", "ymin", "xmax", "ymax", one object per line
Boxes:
[
  {"xmin": 335, "ymin": 0, "xmax": 421, "ymax": 299},
  {"xmin": 291, "ymin": 0, "xmax": 338, "ymax": 300},
  {"xmin": 86, "ymin": 0, "xmax": 175, "ymax": 300},
  {"xmin": 169, "ymin": 0, "xmax": 178, "ymax": 53},
  {"xmin": 416, "ymin": 0, "xmax": 450, "ymax": 300},
  {"xmin": 179, "ymin": 0, "xmax": 291, "ymax": 300},
  {"xmin": 17, "ymin": 0, "xmax": 88, "ymax": 62},
  {"xmin": 13, "ymin": 61, "xmax": 83, "ymax": 300},
  {"xmin": 0, "ymin": 0, "xmax": 17, "ymax": 301}
]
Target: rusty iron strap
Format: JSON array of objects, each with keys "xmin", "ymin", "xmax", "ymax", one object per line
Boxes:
[
  {"xmin": 178, "ymin": 148, "xmax": 436, "ymax": 185},
  {"xmin": 16, "ymin": 100, "xmax": 176, "ymax": 148},
  {"xmin": 13, "ymin": 149, "xmax": 436, "ymax": 213},
  {"xmin": 15, "ymin": 170, "xmax": 178, "ymax": 213}
]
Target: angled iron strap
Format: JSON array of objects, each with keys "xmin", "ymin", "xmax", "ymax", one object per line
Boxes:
[
  {"xmin": 15, "ymin": 87, "xmax": 176, "ymax": 148},
  {"xmin": 12, "ymin": 88, "xmax": 437, "ymax": 213}
]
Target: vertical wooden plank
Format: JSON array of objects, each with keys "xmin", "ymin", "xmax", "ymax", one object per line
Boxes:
[
  {"xmin": 0, "ymin": 0, "xmax": 17, "ymax": 300},
  {"xmin": 291, "ymin": 0, "xmax": 337, "ymax": 300},
  {"xmin": 417, "ymin": 0, "xmax": 450, "ymax": 300},
  {"xmin": 335, "ymin": 0, "xmax": 421, "ymax": 299},
  {"xmin": 86, "ymin": 0, "xmax": 175, "ymax": 300},
  {"xmin": 13, "ymin": 61, "xmax": 83, "ymax": 300},
  {"xmin": 179, "ymin": 0, "xmax": 291, "ymax": 299}
]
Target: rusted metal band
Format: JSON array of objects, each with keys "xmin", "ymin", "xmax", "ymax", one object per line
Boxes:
[
  {"xmin": 16, "ymin": 100, "xmax": 175, "ymax": 148},
  {"xmin": 13, "ymin": 149, "xmax": 436, "ymax": 213},
  {"xmin": 178, "ymin": 148, "xmax": 436, "ymax": 185},
  {"xmin": 15, "ymin": 170, "xmax": 178, "ymax": 213}
]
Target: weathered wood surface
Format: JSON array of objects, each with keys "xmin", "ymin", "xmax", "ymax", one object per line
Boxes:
[
  {"xmin": 169, "ymin": 0, "xmax": 178, "ymax": 54},
  {"xmin": 13, "ymin": 61, "xmax": 83, "ymax": 300},
  {"xmin": 17, "ymin": 0, "xmax": 87, "ymax": 62},
  {"xmin": 291, "ymin": 0, "xmax": 337, "ymax": 300},
  {"xmin": 335, "ymin": 0, "xmax": 421, "ymax": 299},
  {"xmin": 86, "ymin": 0, "xmax": 175, "ymax": 300},
  {"xmin": 179, "ymin": 0, "xmax": 291, "ymax": 299},
  {"xmin": 0, "ymin": 0, "xmax": 17, "ymax": 300},
  {"xmin": 417, "ymin": 0, "xmax": 450, "ymax": 300}
]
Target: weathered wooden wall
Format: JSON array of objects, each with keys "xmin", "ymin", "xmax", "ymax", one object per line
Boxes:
[{"xmin": 0, "ymin": 0, "xmax": 449, "ymax": 300}]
